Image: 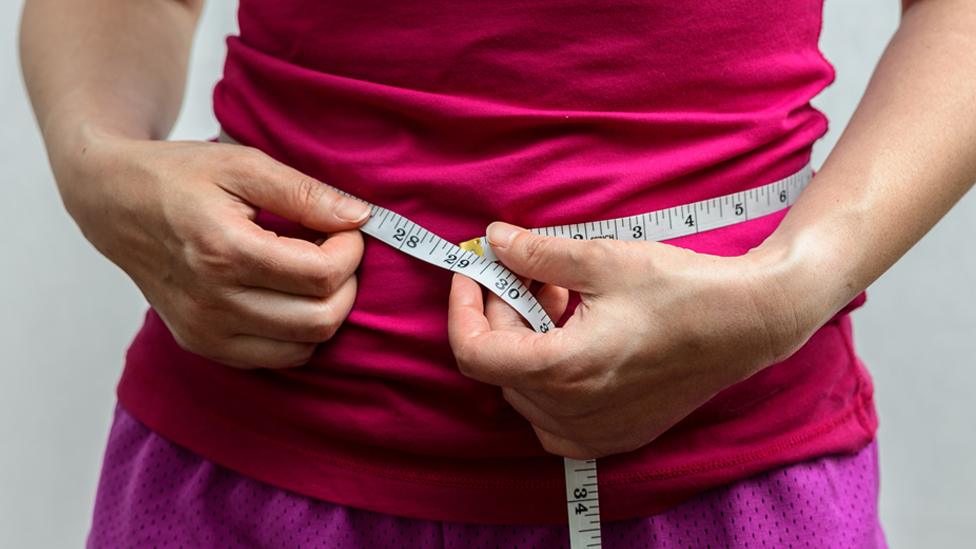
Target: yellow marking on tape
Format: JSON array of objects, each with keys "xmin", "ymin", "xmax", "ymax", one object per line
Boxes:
[{"xmin": 458, "ymin": 237, "xmax": 485, "ymax": 256}]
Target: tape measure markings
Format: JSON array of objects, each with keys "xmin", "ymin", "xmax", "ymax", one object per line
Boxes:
[
  {"xmin": 566, "ymin": 459, "xmax": 602, "ymax": 548},
  {"xmin": 460, "ymin": 166, "xmax": 811, "ymax": 263}
]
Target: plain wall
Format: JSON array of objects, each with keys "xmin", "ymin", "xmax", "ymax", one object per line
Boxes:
[{"xmin": 1, "ymin": 1, "xmax": 973, "ymax": 546}]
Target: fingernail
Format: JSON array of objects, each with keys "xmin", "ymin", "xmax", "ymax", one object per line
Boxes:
[
  {"xmin": 487, "ymin": 222, "xmax": 519, "ymax": 249},
  {"xmin": 335, "ymin": 197, "xmax": 371, "ymax": 223}
]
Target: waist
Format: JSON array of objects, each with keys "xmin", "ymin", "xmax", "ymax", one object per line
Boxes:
[
  {"xmin": 206, "ymin": 62, "xmax": 843, "ymax": 454},
  {"xmin": 116, "ymin": 128, "xmax": 875, "ymax": 523},
  {"xmin": 120, "ymin": 131, "xmax": 870, "ymax": 459}
]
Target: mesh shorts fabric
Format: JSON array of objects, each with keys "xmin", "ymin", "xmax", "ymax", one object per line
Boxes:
[{"xmin": 88, "ymin": 404, "xmax": 886, "ymax": 548}]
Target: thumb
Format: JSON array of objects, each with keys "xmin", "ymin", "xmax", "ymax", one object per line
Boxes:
[
  {"xmin": 220, "ymin": 146, "xmax": 372, "ymax": 232},
  {"xmin": 486, "ymin": 222, "xmax": 607, "ymax": 292}
]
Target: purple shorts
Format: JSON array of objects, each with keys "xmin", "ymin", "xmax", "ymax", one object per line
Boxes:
[{"xmin": 88, "ymin": 405, "xmax": 886, "ymax": 548}]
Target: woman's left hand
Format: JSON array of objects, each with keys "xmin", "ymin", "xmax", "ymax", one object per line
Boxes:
[{"xmin": 448, "ymin": 221, "xmax": 826, "ymax": 459}]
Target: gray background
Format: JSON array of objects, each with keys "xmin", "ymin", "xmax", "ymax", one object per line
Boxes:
[{"xmin": 1, "ymin": 1, "xmax": 973, "ymax": 546}]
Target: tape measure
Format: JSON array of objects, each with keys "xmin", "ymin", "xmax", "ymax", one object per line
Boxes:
[{"xmin": 219, "ymin": 131, "xmax": 811, "ymax": 549}]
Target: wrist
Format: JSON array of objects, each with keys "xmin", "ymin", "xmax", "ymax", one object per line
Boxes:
[
  {"xmin": 744, "ymin": 226, "xmax": 857, "ymax": 360},
  {"xmin": 48, "ymin": 122, "xmax": 156, "ymax": 261},
  {"xmin": 49, "ymin": 121, "xmax": 139, "ymax": 214}
]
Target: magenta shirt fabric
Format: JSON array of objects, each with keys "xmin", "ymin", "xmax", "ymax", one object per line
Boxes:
[{"xmin": 117, "ymin": 0, "xmax": 877, "ymax": 524}]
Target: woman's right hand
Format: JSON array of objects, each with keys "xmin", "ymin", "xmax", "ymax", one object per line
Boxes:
[{"xmin": 58, "ymin": 130, "xmax": 372, "ymax": 369}]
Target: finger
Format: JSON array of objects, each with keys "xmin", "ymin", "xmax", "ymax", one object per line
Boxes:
[
  {"xmin": 452, "ymin": 328, "xmax": 571, "ymax": 388},
  {"xmin": 501, "ymin": 387, "xmax": 575, "ymax": 439},
  {"xmin": 531, "ymin": 425, "xmax": 599, "ymax": 460},
  {"xmin": 447, "ymin": 272, "xmax": 491, "ymax": 341},
  {"xmin": 485, "ymin": 222, "xmax": 610, "ymax": 292},
  {"xmin": 536, "ymin": 282, "xmax": 570, "ymax": 323},
  {"xmin": 485, "ymin": 273, "xmax": 534, "ymax": 329},
  {"xmin": 485, "ymin": 281, "xmax": 568, "ymax": 332},
  {"xmin": 449, "ymin": 274, "xmax": 571, "ymax": 387},
  {"xmin": 218, "ymin": 145, "xmax": 372, "ymax": 232},
  {"xmin": 216, "ymin": 335, "xmax": 317, "ymax": 370},
  {"xmin": 486, "ymin": 290, "xmax": 531, "ymax": 331},
  {"xmin": 233, "ymin": 225, "xmax": 364, "ymax": 297},
  {"xmin": 227, "ymin": 276, "xmax": 358, "ymax": 343}
]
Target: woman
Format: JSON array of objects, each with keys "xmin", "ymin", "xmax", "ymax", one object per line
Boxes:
[{"xmin": 20, "ymin": 0, "xmax": 974, "ymax": 547}]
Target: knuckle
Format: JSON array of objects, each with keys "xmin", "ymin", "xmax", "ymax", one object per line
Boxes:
[
  {"xmin": 453, "ymin": 346, "xmax": 479, "ymax": 377},
  {"xmin": 310, "ymin": 273, "xmax": 338, "ymax": 297},
  {"xmin": 451, "ymin": 337, "xmax": 472, "ymax": 363},
  {"xmin": 267, "ymin": 344, "xmax": 317, "ymax": 369},
  {"xmin": 225, "ymin": 146, "xmax": 267, "ymax": 180},
  {"xmin": 186, "ymin": 287, "xmax": 228, "ymax": 318},
  {"xmin": 524, "ymin": 361, "xmax": 560, "ymax": 389},
  {"xmin": 635, "ymin": 242, "xmax": 661, "ymax": 272},
  {"xmin": 455, "ymin": 356, "xmax": 473, "ymax": 377},
  {"xmin": 550, "ymin": 405, "xmax": 584, "ymax": 426},
  {"xmin": 217, "ymin": 351, "xmax": 261, "ymax": 370},
  {"xmin": 176, "ymin": 320, "xmax": 206, "ymax": 351},
  {"xmin": 539, "ymin": 437, "xmax": 562, "ymax": 455},
  {"xmin": 615, "ymin": 438, "xmax": 644, "ymax": 455},
  {"xmin": 563, "ymin": 239, "xmax": 612, "ymax": 274},
  {"xmin": 170, "ymin": 327, "xmax": 202, "ymax": 355},
  {"xmin": 522, "ymin": 344, "xmax": 573, "ymax": 389},
  {"xmin": 546, "ymin": 378, "xmax": 587, "ymax": 406},
  {"xmin": 314, "ymin": 322, "xmax": 341, "ymax": 342},
  {"xmin": 585, "ymin": 238, "xmax": 615, "ymax": 266},
  {"xmin": 309, "ymin": 254, "xmax": 340, "ymax": 295},
  {"xmin": 521, "ymin": 234, "xmax": 553, "ymax": 267},
  {"xmin": 182, "ymin": 319, "xmax": 219, "ymax": 351},
  {"xmin": 292, "ymin": 176, "xmax": 326, "ymax": 215},
  {"xmin": 184, "ymin": 227, "xmax": 240, "ymax": 280},
  {"xmin": 211, "ymin": 347, "xmax": 249, "ymax": 369},
  {"xmin": 539, "ymin": 371, "xmax": 601, "ymax": 415},
  {"xmin": 177, "ymin": 328, "xmax": 226, "ymax": 363},
  {"xmin": 309, "ymin": 302, "xmax": 341, "ymax": 341},
  {"xmin": 234, "ymin": 146, "xmax": 267, "ymax": 171},
  {"xmin": 578, "ymin": 442, "xmax": 608, "ymax": 460},
  {"xmin": 292, "ymin": 344, "xmax": 318, "ymax": 365}
]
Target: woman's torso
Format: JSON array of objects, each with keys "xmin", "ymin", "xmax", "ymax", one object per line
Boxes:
[{"xmin": 117, "ymin": 0, "xmax": 877, "ymax": 523}]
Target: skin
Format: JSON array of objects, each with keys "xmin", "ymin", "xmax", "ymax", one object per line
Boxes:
[
  {"xmin": 20, "ymin": 1, "xmax": 975, "ymax": 457},
  {"xmin": 20, "ymin": 0, "xmax": 373, "ymax": 369},
  {"xmin": 448, "ymin": 0, "xmax": 976, "ymax": 459}
]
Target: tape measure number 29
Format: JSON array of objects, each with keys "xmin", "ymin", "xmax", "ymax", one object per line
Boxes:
[{"xmin": 218, "ymin": 132, "xmax": 812, "ymax": 549}]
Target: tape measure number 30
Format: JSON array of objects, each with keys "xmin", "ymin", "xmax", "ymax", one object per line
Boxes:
[{"xmin": 218, "ymin": 131, "xmax": 812, "ymax": 549}]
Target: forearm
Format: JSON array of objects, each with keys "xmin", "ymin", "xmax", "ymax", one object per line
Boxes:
[
  {"xmin": 757, "ymin": 0, "xmax": 976, "ymax": 326},
  {"xmin": 20, "ymin": 0, "xmax": 203, "ymax": 229},
  {"xmin": 20, "ymin": 0, "xmax": 202, "ymax": 165}
]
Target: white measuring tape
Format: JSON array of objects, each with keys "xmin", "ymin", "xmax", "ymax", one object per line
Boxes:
[{"xmin": 219, "ymin": 131, "xmax": 811, "ymax": 548}]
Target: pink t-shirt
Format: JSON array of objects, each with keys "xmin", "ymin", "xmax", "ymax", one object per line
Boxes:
[{"xmin": 118, "ymin": 0, "xmax": 876, "ymax": 523}]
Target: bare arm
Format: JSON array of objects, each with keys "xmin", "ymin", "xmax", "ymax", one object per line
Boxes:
[
  {"xmin": 448, "ymin": 0, "xmax": 976, "ymax": 458},
  {"xmin": 758, "ymin": 0, "xmax": 976, "ymax": 335},
  {"xmin": 20, "ymin": 0, "xmax": 372, "ymax": 369},
  {"xmin": 20, "ymin": 0, "xmax": 201, "ymax": 160}
]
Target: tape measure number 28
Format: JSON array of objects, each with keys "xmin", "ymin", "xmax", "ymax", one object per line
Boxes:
[{"xmin": 219, "ymin": 131, "xmax": 812, "ymax": 549}]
